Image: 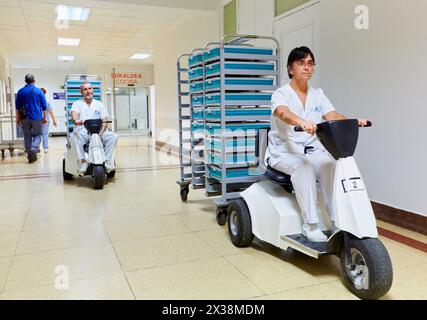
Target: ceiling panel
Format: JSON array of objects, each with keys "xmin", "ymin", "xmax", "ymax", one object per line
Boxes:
[{"xmin": 0, "ymin": 0, "xmax": 212, "ymax": 69}]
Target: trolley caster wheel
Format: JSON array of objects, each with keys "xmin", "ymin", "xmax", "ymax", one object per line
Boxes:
[
  {"xmin": 180, "ymin": 186, "xmax": 189, "ymax": 202},
  {"xmin": 227, "ymin": 199, "xmax": 254, "ymax": 247},
  {"xmin": 216, "ymin": 207, "xmax": 228, "ymax": 226}
]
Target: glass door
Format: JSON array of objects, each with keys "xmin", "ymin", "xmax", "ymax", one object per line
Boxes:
[{"xmin": 114, "ymin": 87, "xmax": 150, "ymax": 134}]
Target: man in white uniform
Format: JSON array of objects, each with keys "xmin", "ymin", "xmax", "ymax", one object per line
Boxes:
[
  {"xmin": 266, "ymin": 46, "xmax": 368, "ymax": 242},
  {"xmin": 71, "ymin": 82, "xmax": 118, "ymax": 176}
]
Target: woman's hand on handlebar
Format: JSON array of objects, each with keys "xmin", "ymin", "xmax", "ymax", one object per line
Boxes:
[
  {"xmin": 298, "ymin": 119, "xmax": 317, "ymax": 135},
  {"xmin": 358, "ymin": 119, "xmax": 371, "ymax": 127}
]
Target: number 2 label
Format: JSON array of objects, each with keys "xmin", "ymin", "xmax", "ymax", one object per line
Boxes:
[{"xmin": 342, "ymin": 178, "xmax": 365, "ymax": 193}]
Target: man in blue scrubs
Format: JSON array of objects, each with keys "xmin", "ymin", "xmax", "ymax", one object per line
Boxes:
[{"xmin": 15, "ymin": 74, "xmax": 47, "ymax": 163}]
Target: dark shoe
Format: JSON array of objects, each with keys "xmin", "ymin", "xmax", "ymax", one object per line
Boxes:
[{"xmin": 28, "ymin": 150, "xmax": 37, "ymax": 163}]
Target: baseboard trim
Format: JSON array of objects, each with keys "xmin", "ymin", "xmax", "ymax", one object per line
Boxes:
[
  {"xmin": 155, "ymin": 141, "xmax": 427, "ymax": 235},
  {"xmin": 155, "ymin": 141, "xmax": 180, "ymax": 158},
  {"xmin": 372, "ymin": 202, "xmax": 426, "ymax": 235}
]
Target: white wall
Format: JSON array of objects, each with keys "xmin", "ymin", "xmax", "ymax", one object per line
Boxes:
[
  {"xmin": 319, "ymin": 0, "xmax": 427, "ymax": 216},
  {"xmin": 0, "ymin": 54, "xmax": 9, "ymax": 115},
  {"xmin": 0, "ymin": 54, "xmax": 14, "ymax": 141},
  {"xmin": 237, "ymin": 0, "xmax": 274, "ymax": 37},
  {"xmin": 153, "ymin": 12, "xmax": 220, "ymax": 146},
  {"xmin": 12, "ymin": 68, "xmax": 85, "ymax": 133},
  {"xmin": 86, "ymin": 64, "xmax": 155, "ymax": 91},
  {"xmin": 232, "ymin": 0, "xmax": 426, "ymax": 217}
]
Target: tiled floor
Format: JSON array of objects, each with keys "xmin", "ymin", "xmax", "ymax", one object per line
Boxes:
[{"xmin": 0, "ymin": 136, "xmax": 426, "ymax": 300}]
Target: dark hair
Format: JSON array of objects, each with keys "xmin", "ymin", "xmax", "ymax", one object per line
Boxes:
[
  {"xmin": 25, "ymin": 74, "xmax": 35, "ymax": 84},
  {"xmin": 40, "ymin": 88, "xmax": 46, "ymax": 94},
  {"xmin": 287, "ymin": 46, "xmax": 315, "ymax": 79}
]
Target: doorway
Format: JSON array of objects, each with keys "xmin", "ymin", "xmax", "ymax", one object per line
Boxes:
[
  {"xmin": 114, "ymin": 87, "xmax": 150, "ymax": 135},
  {"xmin": 274, "ymin": 1, "xmax": 320, "ymax": 86}
]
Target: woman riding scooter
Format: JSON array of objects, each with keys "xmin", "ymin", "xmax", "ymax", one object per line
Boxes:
[{"xmin": 267, "ymin": 46, "xmax": 369, "ymax": 242}]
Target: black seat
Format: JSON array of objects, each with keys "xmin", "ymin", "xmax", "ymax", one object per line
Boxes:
[{"xmin": 264, "ymin": 165, "xmax": 293, "ymax": 192}]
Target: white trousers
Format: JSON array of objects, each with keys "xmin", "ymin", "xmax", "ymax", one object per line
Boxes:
[
  {"xmin": 271, "ymin": 148, "xmax": 336, "ymax": 225},
  {"xmin": 70, "ymin": 126, "xmax": 118, "ymax": 162}
]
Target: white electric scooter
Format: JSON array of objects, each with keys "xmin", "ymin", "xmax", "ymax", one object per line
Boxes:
[
  {"xmin": 226, "ymin": 119, "xmax": 393, "ymax": 300},
  {"xmin": 63, "ymin": 119, "xmax": 116, "ymax": 189}
]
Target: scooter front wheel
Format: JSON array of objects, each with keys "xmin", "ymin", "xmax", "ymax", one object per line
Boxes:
[
  {"xmin": 92, "ymin": 165, "xmax": 105, "ymax": 190},
  {"xmin": 340, "ymin": 237, "xmax": 393, "ymax": 300}
]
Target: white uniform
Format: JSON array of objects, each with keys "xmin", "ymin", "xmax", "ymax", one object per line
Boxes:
[
  {"xmin": 266, "ymin": 83, "xmax": 336, "ymax": 224},
  {"xmin": 70, "ymin": 99, "xmax": 118, "ymax": 162}
]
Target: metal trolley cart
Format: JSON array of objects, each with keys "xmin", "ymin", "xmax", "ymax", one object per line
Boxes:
[
  {"xmin": 176, "ymin": 49, "xmax": 207, "ymax": 201},
  {"xmin": 64, "ymin": 74, "xmax": 102, "ymax": 146},
  {"xmin": 0, "ymin": 115, "xmax": 25, "ymax": 159},
  {"xmin": 177, "ymin": 34, "xmax": 281, "ymax": 224}
]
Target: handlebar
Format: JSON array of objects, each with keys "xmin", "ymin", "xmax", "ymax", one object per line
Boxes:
[
  {"xmin": 74, "ymin": 120, "xmax": 112, "ymax": 126},
  {"xmin": 294, "ymin": 120, "xmax": 372, "ymax": 132}
]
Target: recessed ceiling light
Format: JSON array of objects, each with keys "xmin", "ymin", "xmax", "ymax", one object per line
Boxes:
[
  {"xmin": 57, "ymin": 55, "xmax": 75, "ymax": 62},
  {"xmin": 130, "ymin": 53, "xmax": 151, "ymax": 60},
  {"xmin": 56, "ymin": 5, "xmax": 91, "ymax": 21},
  {"xmin": 13, "ymin": 65, "xmax": 41, "ymax": 69},
  {"xmin": 58, "ymin": 37, "xmax": 80, "ymax": 46}
]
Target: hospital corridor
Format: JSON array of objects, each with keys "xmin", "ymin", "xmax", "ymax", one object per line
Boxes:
[{"xmin": 0, "ymin": 0, "xmax": 426, "ymax": 303}]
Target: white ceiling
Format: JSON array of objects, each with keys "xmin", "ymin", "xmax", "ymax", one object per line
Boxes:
[
  {"xmin": 0, "ymin": 0, "xmax": 220, "ymax": 69},
  {"xmin": 99, "ymin": 0, "xmax": 221, "ymax": 11}
]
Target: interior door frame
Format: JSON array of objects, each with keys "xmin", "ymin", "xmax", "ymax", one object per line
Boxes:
[
  {"xmin": 273, "ymin": 0, "xmax": 320, "ymax": 22},
  {"xmin": 273, "ymin": 0, "xmax": 321, "ymax": 86}
]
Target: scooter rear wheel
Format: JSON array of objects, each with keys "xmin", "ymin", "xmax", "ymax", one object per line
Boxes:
[
  {"xmin": 340, "ymin": 237, "xmax": 393, "ymax": 300},
  {"xmin": 92, "ymin": 165, "xmax": 105, "ymax": 190},
  {"xmin": 227, "ymin": 199, "xmax": 254, "ymax": 247},
  {"xmin": 63, "ymin": 159, "xmax": 73, "ymax": 181}
]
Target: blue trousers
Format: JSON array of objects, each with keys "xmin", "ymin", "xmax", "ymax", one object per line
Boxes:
[
  {"xmin": 21, "ymin": 119, "xmax": 42, "ymax": 153},
  {"xmin": 41, "ymin": 122, "xmax": 49, "ymax": 149}
]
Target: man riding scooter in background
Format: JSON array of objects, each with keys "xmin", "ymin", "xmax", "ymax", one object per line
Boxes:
[{"xmin": 70, "ymin": 82, "xmax": 118, "ymax": 176}]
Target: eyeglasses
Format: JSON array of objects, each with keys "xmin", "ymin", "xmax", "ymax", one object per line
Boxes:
[{"xmin": 295, "ymin": 61, "xmax": 316, "ymax": 68}]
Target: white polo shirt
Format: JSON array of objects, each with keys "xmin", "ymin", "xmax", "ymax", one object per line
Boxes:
[
  {"xmin": 71, "ymin": 98, "xmax": 109, "ymax": 122},
  {"xmin": 265, "ymin": 83, "xmax": 335, "ymax": 167}
]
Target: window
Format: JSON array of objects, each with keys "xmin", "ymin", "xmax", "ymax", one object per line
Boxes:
[
  {"xmin": 275, "ymin": 0, "xmax": 311, "ymax": 16},
  {"xmin": 224, "ymin": 0, "xmax": 237, "ymax": 35}
]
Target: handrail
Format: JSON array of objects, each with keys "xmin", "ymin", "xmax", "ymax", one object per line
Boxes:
[{"xmin": 221, "ymin": 34, "xmax": 281, "ymax": 50}]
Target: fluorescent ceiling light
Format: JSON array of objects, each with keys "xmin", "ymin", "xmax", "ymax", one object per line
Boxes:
[
  {"xmin": 130, "ymin": 53, "xmax": 151, "ymax": 60},
  {"xmin": 58, "ymin": 37, "xmax": 80, "ymax": 46},
  {"xmin": 57, "ymin": 55, "xmax": 75, "ymax": 61},
  {"xmin": 56, "ymin": 5, "xmax": 90, "ymax": 21},
  {"xmin": 13, "ymin": 65, "xmax": 41, "ymax": 69}
]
